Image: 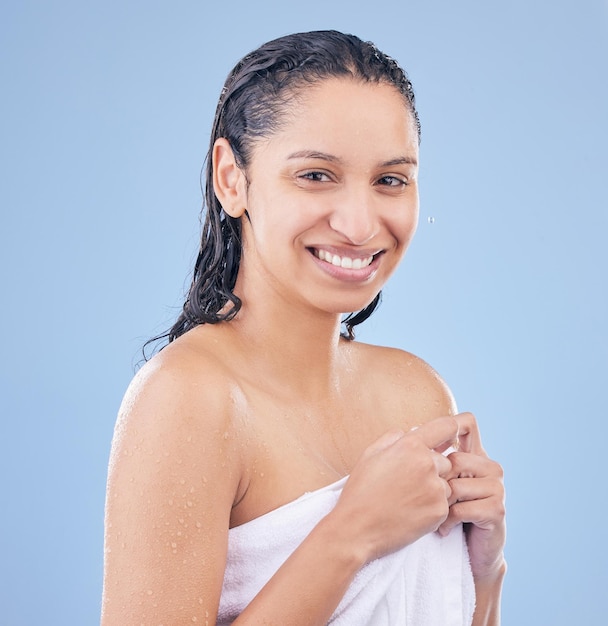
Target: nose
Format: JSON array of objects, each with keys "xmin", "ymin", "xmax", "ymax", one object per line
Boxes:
[{"xmin": 328, "ymin": 188, "xmax": 379, "ymax": 246}]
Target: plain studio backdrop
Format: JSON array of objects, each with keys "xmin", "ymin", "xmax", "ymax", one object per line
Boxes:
[{"xmin": 1, "ymin": 1, "xmax": 606, "ymax": 624}]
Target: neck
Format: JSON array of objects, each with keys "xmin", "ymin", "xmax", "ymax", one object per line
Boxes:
[{"xmin": 227, "ymin": 286, "xmax": 350, "ymax": 401}]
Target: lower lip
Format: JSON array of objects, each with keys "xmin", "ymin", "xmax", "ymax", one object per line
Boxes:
[{"xmin": 308, "ymin": 251, "xmax": 381, "ymax": 283}]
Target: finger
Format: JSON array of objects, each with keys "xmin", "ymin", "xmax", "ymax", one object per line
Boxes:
[
  {"xmin": 413, "ymin": 416, "xmax": 460, "ymax": 452},
  {"xmin": 446, "ymin": 452, "xmax": 503, "ymax": 482},
  {"xmin": 443, "ymin": 478, "xmax": 452, "ymax": 501},
  {"xmin": 447, "ymin": 476, "xmax": 502, "ymax": 507},
  {"xmin": 364, "ymin": 429, "xmax": 406, "ymax": 457},
  {"xmin": 438, "ymin": 493, "xmax": 505, "ymax": 536},
  {"xmin": 453, "ymin": 412, "xmax": 485, "ymax": 456},
  {"xmin": 431, "ymin": 450, "xmax": 452, "ymax": 478}
]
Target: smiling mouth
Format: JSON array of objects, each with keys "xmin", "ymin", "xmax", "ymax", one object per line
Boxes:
[{"xmin": 311, "ymin": 248, "xmax": 375, "ymax": 270}]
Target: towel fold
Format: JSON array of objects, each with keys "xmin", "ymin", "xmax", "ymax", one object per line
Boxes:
[{"xmin": 217, "ymin": 476, "xmax": 475, "ymax": 625}]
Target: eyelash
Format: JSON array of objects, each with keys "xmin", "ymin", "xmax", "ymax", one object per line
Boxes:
[
  {"xmin": 299, "ymin": 172, "xmax": 409, "ymax": 186},
  {"xmin": 299, "ymin": 171, "xmax": 331, "ymax": 182},
  {"xmin": 377, "ymin": 175, "xmax": 408, "ymax": 187}
]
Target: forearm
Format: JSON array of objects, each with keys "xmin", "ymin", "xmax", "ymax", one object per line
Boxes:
[
  {"xmin": 472, "ymin": 561, "xmax": 507, "ymax": 626},
  {"xmin": 233, "ymin": 511, "xmax": 365, "ymax": 626}
]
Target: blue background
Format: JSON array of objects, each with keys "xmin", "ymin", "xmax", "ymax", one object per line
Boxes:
[{"xmin": 1, "ymin": 1, "xmax": 606, "ymax": 624}]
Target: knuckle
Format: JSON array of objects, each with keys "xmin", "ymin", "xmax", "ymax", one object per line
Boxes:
[
  {"xmin": 446, "ymin": 501, "xmax": 461, "ymax": 521},
  {"xmin": 496, "ymin": 480, "xmax": 506, "ymax": 500},
  {"xmin": 447, "ymin": 451, "xmax": 462, "ymax": 471},
  {"xmin": 492, "ymin": 496, "xmax": 507, "ymax": 518},
  {"xmin": 420, "ymin": 452, "xmax": 436, "ymax": 473},
  {"xmin": 428, "ymin": 478, "xmax": 447, "ymax": 507},
  {"xmin": 435, "ymin": 497, "xmax": 450, "ymax": 520},
  {"xmin": 447, "ymin": 478, "xmax": 459, "ymax": 500}
]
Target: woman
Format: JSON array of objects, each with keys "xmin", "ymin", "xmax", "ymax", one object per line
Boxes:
[{"xmin": 102, "ymin": 30, "xmax": 506, "ymax": 625}]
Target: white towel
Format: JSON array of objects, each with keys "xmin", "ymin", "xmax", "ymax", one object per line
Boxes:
[{"xmin": 217, "ymin": 476, "xmax": 475, "ymax": 625}]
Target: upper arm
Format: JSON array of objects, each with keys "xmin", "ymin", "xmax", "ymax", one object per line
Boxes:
[{"xmin": 102, "ymin": 352, "xmax": 242, "ymax": 624}]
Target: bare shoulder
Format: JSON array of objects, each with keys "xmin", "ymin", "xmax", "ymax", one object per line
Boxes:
[
  {"xmin": 108, "ymin": 328, "xmax": 247, "ymax": 511},
  {"xmin": 349, "ymin": 341, "xmax": 457, "ymax": 425},
  {"xmin": 113, "ymin": 331, "xmax": 241, "ymax": 463}
]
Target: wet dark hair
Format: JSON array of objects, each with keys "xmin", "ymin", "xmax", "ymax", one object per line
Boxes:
[{"xmin": 149, "ymin": 30, "xmax": 420, "ymax": 353}]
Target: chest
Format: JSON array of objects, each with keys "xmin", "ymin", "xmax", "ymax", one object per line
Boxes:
[{"xmin": 229, "ymin": 385, "xmax": 418, "ymax": 527}]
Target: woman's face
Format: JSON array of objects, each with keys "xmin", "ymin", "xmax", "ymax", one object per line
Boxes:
[{"xmin": 235, "ymin": 77, "xmax": 420, "ymax": 318}]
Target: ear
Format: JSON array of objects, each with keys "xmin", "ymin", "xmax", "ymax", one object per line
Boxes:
[{"xmin": 212, "ymin": 138, "xmax": 248, "ymax": 218}]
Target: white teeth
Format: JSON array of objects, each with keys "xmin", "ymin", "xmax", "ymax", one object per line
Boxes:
[{"xmin": 314, "ymin": 249, "xmax": 374, "ymax": 269}]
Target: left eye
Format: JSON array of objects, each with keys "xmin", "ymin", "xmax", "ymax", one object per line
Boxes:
[
  {"xmin": 300, "ymin": 171, "xmax": 330, "ymax": 182},
  {"xmin": 377, "ymin": 175, "xmax": 407, "ymax": 187}
]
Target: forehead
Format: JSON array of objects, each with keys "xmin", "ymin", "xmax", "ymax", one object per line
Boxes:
[{"xmin": 251, "ymin": 77, "xmax": 419, "ymax": 165}]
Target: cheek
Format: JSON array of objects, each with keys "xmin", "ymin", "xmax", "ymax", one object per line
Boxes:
[
  {"xmin": 240, "ymin": 200, "xmax": 294, "ymax": 261},
  {"xmin": 247, "ymin": 187, "xmax": 317, "ymax": 239},
  {"xmin": 391, "ymin": 203, "xmax": 419, "ymax": 248}
]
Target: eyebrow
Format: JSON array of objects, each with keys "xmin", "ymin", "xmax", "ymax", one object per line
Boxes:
[
  {"xmin": 287, "ymin": 150, "xmax": 343, "ymax": 163},
  {"xmin": 380, "ymin": 156, "xmax": 418, "ymax": 167},
  {"xmin": 286, "ymin": 150, "xmax": 418, "ymax": 167}
]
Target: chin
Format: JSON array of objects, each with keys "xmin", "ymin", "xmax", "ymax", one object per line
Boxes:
[{"xmin": 321, "ymin": 295, "xmax": 380, "ymax": 318}]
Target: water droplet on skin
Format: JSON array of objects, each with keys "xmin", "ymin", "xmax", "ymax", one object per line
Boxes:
[
  {"xmin": 146, "ymin": 590, "xmax": 153, "ymax": 596},
  {"xmin": 428, "ymin": 216, "xmax": 435, "ymax": 224}
]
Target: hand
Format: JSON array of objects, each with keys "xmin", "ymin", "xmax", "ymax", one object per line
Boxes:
[
  {"xmin": 438, "ymin": 412, "xmax": 507, "ymax": 580},
  {"xmin": 333, "ymin": 416, "xmax": 460, "ymax": 563}
]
